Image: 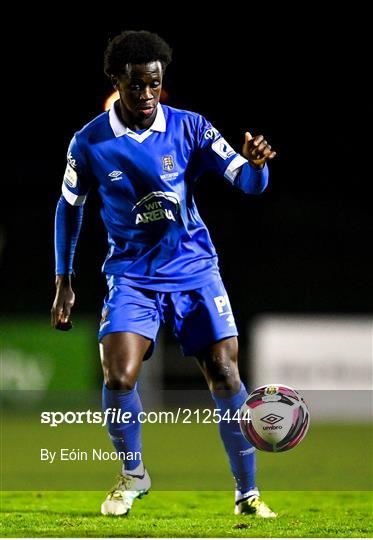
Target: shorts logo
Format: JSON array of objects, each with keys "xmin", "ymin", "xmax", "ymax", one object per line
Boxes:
[
  {"xmin": 214, "ymin": 295, "xmax": 235, "ymax": 327},
  {"xmin": 214, "ymin": 295, "xmax": 230, "ymax": 314},
  {"xmin": 226, "ymin": 314, "xmax": 235, "ymax": 327},
  {"xmin": 211, "ymin": 138, "xmax": 235, "ymax": 160},
  {"xmin": 162, "ymin": 155, "xmax": 175, "ymax": 172},
  {"xmin": 63, "ymin": 164, "xmax": 78, "ymax": 188}
]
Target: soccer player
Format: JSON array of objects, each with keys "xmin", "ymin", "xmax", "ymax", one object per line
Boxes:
[{"xmin": 51, "ymin": 30, "xmax": 277, "ymax": 518}]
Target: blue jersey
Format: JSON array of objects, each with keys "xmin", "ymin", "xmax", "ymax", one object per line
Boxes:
[{"xmin": 61, "ymin": 103, "xmax": 267, "ymax": 291}]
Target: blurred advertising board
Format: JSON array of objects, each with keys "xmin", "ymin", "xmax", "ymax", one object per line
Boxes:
[{"xmin": 250, "ymin": 315, "xmax": 373, "ymax": 420}]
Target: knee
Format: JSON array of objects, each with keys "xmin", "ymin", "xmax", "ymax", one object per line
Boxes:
[
  {"xmin": 210, "ymin": 365, "xmax": 241, "ymax": 395},
  {"xmin": 101, "ymin": 353, "xmax": 138, "ymax": 391},
  {"xmin": 105, "ymin": 371, "xmax": 137, "ymax": 391},
  {"xmin": 207, "ymin": 341, "xmax": 241, "ymax": 396}
]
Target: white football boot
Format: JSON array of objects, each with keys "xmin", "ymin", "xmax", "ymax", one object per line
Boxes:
[{"xmin": 101, "ymin": 466, "xmax": 151, "ymax": 516}]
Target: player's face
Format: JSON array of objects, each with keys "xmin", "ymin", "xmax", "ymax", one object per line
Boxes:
[{"xmin": 114, "ymin": 61, "xmax": 163, "ymax": 129}]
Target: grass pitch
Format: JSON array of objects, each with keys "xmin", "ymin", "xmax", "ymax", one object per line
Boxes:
[
  {"xmin": 2, "ymin": 413, "xmax": 372, "ymax": 536},
  {"xmin": 1, "ymin": 490, "xmax": 372, "ymax": 537}
]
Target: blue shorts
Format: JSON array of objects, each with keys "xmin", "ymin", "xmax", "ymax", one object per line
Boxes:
[{"xmin": 98, "ymin": 275, "xmax": 238, "ymax": 357}]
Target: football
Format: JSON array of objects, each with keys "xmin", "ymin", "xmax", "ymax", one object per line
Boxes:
[{"xmin": 239, "ymin": 384, "xmax": 310, "ymax": 452}]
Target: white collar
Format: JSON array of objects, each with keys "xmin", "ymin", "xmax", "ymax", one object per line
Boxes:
[{"xmin": 109, "ymin": 101, "xmax": 166, "ymax": 140}]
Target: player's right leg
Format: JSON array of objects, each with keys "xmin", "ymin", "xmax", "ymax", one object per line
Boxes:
[
  {"xmin": 98, "ymin": 280, "xmax": 161, "ymax": 516},
  {"xmin": 100, "ymin": 332, "xmax": 152, "ymax": 516}
]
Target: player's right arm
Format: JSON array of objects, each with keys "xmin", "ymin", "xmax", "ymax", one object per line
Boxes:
[
  {"xmin": 51, "ymin": 135, "xmax": 91, "ymax": 331},
  {"xmin": 51, "ymin": 273, "xmax": 76, "ymax": 331}
]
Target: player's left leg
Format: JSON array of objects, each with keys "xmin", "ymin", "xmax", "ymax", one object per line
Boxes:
[
  {"xmin": 195, "ymin": 339, "xmax": 276, "ymax": 517},
  {"xmin": 172, "ymin": 278, "xmax": 276, "ymax": 517}
]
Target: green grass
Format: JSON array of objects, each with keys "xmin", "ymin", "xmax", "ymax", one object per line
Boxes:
[
  {"xmin": 1, "ymin": 490, "xmax": 372, "ymax": 537},
  {"xmin": 2, "ymin": 415, "xmax": 373, "ymax": 536}
]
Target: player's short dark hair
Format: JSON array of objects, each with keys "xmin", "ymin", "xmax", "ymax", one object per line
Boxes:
[{"xmin": 104, "ymin": 30, "xmax": 172, "ymax": 77}]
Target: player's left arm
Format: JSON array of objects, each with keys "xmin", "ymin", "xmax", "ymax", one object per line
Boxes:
[
  {"xmin": 195, "ymin": 116, "xmax": 276, "ymax": 195},
  {"xmin": 242, "ymin": 131, "xmax": 276, "ymax": 170},
  {"xmin": 233, "ymin": 131, "xmax": 276, "ymax": 194}
]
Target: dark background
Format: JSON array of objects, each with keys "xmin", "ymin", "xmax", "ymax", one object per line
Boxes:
[{"xmin": 2, "ymin": 7, "xmax": 372, "ymax": 332}]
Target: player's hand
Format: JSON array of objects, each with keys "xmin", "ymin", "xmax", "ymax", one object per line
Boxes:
[
  {"xmin": 242, "ymin": 132, "xmax": 276, "ymax": 168},
  {"xmin": 51, "ymin": 276, "xmax": 75, "ymax": 331}
]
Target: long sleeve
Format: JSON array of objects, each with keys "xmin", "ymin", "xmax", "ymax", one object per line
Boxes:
[
  {"xmin": 54, "ymin": 195, "xmax": 84, "ymax": 275},
  {"xmin": 233, "ymin": 162, "xmax": 269, "ymax": 195}
]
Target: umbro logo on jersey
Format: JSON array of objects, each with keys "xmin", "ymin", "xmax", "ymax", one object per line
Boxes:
[{"xmin": 108, "ymin": 170, "xmax": 123, "ymax": 181}]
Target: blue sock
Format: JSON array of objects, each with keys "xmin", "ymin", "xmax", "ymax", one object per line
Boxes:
[
  {"xmin": 102, "ymin": 383, "xmax": 143, "ymax": 471},
  {"xmin": 212, "ymin": 383, "xmax": 256, "ymax": 493}
]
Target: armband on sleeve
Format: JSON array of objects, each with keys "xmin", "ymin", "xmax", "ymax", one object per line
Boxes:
[
  {"xmin": 195, "ymin": 116, "xmax": 246, "ymax": 180},
  {"xmin": 61, "ymin": 135, "xmax": 92, "ymax": 206}
]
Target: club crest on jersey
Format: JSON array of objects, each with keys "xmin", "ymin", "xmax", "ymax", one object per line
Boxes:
[{"xmin": 162, "ymin": 155, "xmax": 175, "ymax": 172}]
